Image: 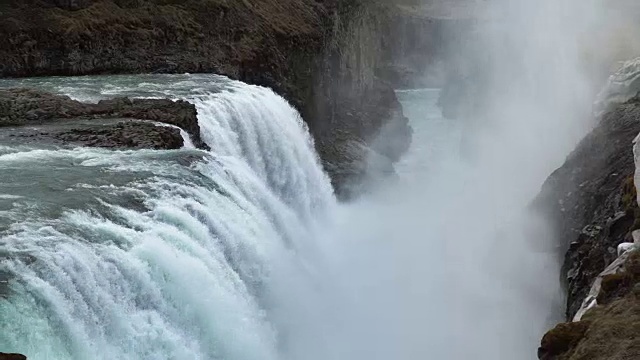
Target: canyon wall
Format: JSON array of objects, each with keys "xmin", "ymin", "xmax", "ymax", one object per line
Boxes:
[{"xmin": 535, "ymin": 60, "xmax": 640, "ymax": 360}]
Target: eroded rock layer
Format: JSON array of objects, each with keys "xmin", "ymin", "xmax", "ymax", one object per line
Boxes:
[{"xmin": 0, "ymin": 88, "xmax": 205, "ymax": 150}]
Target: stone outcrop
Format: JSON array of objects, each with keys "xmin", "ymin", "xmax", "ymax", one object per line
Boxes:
[
  {"xmin": 0, "ymin": 88, "xmax": 205, "ymax": 150},
  {"xmin": 0, "ymin": 353, "xmax": 26, "ymax": 360},
  {"xmin": 6, "ymin": 120, "xmax": 185, "ymax": 150}
]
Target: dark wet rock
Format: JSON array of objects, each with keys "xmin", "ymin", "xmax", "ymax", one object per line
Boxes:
[
  {"xmin": 318, "ymin": 129, "xmax": 397, "ymax": 200},
  {"xmin": 94, "ymin": 97, "xmax": 204, "ymax": 149},
  {"xmin": 533, "ymin": 97, "xmax": 640, "ymax": 320},
  {"xmin": 0, "ymin": 88, "xmax": 206, "ymax": 150},
  {"xmin": 0, "ymin": 353, "xmax": 27, "ymax": 360},
  {"xmin": 56, "ymin": 121, "xmax": 183, "ymax": 150},
  {"xmin": 535, "ymin": 96, "xmax": 640, "ymax": 359}
]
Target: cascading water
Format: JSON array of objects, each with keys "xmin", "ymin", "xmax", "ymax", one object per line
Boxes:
[
  {"xmin": 0, "ymin": 47, "xmax": 607, "ymax": 360},
  {"xmin": 0, "ymin": 74, "xmax": 335, "ymax": 360}
]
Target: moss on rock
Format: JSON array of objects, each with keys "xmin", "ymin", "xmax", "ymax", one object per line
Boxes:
[
  {"xmin": 538, "ymin": 321, "xmax": 591, "ymax": 359},
  {"xmin": 540, "ymin": 250, "xmax": 640, "ymax": 359}
]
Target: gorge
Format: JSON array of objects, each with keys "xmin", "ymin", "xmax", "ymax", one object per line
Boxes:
[{"xmin": 2, "ymin": 0, "xmax": 640, "ymax": 359}]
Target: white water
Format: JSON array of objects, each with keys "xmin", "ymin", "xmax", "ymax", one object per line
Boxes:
[
  {"xmin": 0, "ymin": 0, "xmax": 635, "ymax": 358},
  {"xmin": 0, "ymin": 77, "xmax": 562, "ymax": 360},
  {"xmin": 0, "ymin": 75, "xmax": 335, "ymax": 359},
  {"xmin": 0, "ymin": 43, "xmax": 619, "ymax": 360}
]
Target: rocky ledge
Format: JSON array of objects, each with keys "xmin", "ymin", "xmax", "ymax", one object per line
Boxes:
[
  {"xmin": 0, "ymin": 88, "xmax": 206, "ymax": 150},
  {"xmin": 535, "ymin": 62, "xmax": 640, "ymax": 359}
]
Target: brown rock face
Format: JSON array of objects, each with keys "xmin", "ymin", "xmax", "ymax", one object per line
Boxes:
[
  {"xmin": 538, "ymin": 321, "xmax": 591, "ymax": 360},
  {"xmin": 51, "ymin": 0, "xmax": 95, "ymax": 10},
  {"xmin": 0, "ymin": 353, "xmax": 27, "ymax": 360}
]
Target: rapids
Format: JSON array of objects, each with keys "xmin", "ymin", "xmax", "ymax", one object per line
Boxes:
[{"xmin": 0, "ymin": 75, "xmax": 334, "ymax": 360}]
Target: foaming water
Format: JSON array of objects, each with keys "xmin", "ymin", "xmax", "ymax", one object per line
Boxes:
[
  {"xmin": 0, "ymin": 73, "xmax": 588, "ymax": 360},
  {"xmin": 0, "ymin": 75, "xmax": 335, "ymax": 359}
]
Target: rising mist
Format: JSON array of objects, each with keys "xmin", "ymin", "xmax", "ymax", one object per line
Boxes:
[{"xmin": 279, "ymin": 0, "xmax": 640, "ymax": 359}]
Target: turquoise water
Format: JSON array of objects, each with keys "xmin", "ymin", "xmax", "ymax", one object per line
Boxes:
[
  {"xmin": 0, "ymin": 80, "xmax": 564, "ymax": 360},
  {"xmin": 0, "ymin": 75, "xmax": 335, "ymax": 360}
]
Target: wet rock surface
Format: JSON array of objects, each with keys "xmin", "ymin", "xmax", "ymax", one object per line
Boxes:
[
  {"xmin": 0, "ymin": 353, "xmax": 27, "ymax": 360},
  {"xmin": 0, "ymin": 88, "xmax": 206, "ymax": 150},
  {"xmin": 2, "ymin": 119, "xmax": 183, "ymax": 150},
  {"xmin": 538, "ymin": 251, "xmax": 640, "ymax": 360},
  {"xmin": 536, "ymin": 97, "xmax": 640, "ymax": 359},
  {"xmin": 534, "ymin": 97, "xmax": 640, "ymax": 320},
  {"xmin": 317, "ymin": 129, "xmax": 398, "ymax": 200},
  {"xmin": 316, "ymin": 82, "xmax": 412, "ymax": 198},
  {"xmin": 538, "ymin": 321, "xmax": 591, "ymax": 360},
  {"xmin": 55, "ymin": 122, "xmax": 182, "ymax": 150}
]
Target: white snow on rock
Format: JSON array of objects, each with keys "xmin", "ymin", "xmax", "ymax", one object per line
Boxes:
[
  {"xmin": 594, "ymin": 57, "xmax": 640, "ymax": 117},
  {"xmin": 617, "ymin": 242, "xmax": 636, "ymax": 256},
  {"xmin": 635, "ymin": 133, "xmax": 640, "ymax": 207},
  {"xmin": 573, "ymin": 249, "xmax": 635, "ymax": 321}
]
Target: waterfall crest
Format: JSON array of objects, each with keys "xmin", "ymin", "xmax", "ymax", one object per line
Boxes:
[{"xmin": 0, "ymin": 75, "xmax": 335, "ymax": 360}]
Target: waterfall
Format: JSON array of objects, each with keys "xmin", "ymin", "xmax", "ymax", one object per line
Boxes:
[{"xmin": 0, "ymin": 75, "xmax": 335, "ymax": 360}]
